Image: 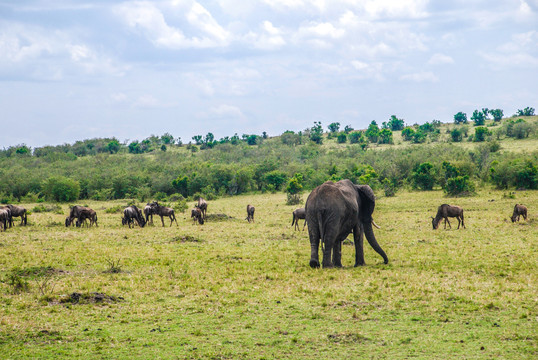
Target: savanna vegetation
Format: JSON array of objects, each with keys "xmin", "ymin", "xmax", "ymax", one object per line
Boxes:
[{"xmin": 0, "ymin": 108, "xmax": 537, "ymax": 358}]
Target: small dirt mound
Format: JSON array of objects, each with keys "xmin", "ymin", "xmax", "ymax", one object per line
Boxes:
[
  {"xmin": 328, "ymin": 332, "xmax": 371, "ymax": 344},
  {"xmin": 59, "ymin": 292, "xmax": 124, "ymax": 305},
  {"xmin": 171, "ymin": 235, "xmax": 203, "ymax": 243},
  {"xmin": 205, "ymin": 213, "xmax": 234, "ymax": 221}
]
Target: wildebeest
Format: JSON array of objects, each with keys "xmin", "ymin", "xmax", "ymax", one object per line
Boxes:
[
  {"xmin": 0, "ymin": 208, "xmax": 9, "ymax": 231},
  {"xmin": 291, "ymin": 208, "xmax": 306, "ymax": 231},
  {"xmin": 75, "ymin": 208, "xmax": 98, "ymax": 227},
  {"xmin": 123, "ymin": 205, "xmax": 146, "ymax": 228},
  {"xmin": 144, "ymin": 203, "xmax": 155, "ymax": 225},
  {"xmin": 511, "ymin": 204, "xmax": 528, "ymax": 222},
  {"xmin": 5, "ymin": 204, "xmax": 27, "ymax": 226},
  {"xmin": 246, "ymin": 204, "xmax": 255, "ymax": 223},
  {"xmin": 191, "ymin": 208, "xmax": 204, "ymax": 225},
  {"xmin": 197, "ymin": 197, "xmax": 208, "ymax": 219},
  {"xmin": 149, "ymin": 202, "xmax": 178, "ymax": 227},
  {"xmin": 0, "ymin": 206, "xmax": 12, "ymax": 228},
  {"xmin": 432, "ymin": 204, "xmax": 465, "ymax": 229},
  {"xmin": 65, "ymin": 205, "xmax": 97, "ymax": 227}
]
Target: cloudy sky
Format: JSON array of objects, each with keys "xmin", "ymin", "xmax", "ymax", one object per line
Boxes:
[{"xmin": 1, "ymin": 0, "xmax": 537, "ymax": 148}]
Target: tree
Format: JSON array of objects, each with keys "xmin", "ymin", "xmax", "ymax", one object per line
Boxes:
[
  {"xmin": 172, "ymin": 175, "xmax": 189, "ymax": 197},
  {"xmin": 246, "ymin": 135, "xmax": 259, "ymax": 145},
  {"xmin": 482, "ymin": 108, "xmax": 489, "ymax": 119},
  {"xmin": 401, "ymin": 127, "xmax": 415, "ymax": 141},
  {"xmin": 344, "ymin": 125, "xmax": 354, "ymax": 133},
  {"xmin": 473, "ymin": 127, "xmax": 490, "ymax": 142},
  {"xmin": 42, "ymin": 176, "xmax": 80, "ymax": 202},
  {"xmin": 160, "ymin": 133, "xmax": 174, "ymax": 144},
  {"xmin": 411, "ymin": 162, "xmax": 436, "ymax": 190},
  {"xmin": 286, "ymin": 173, "xmax": 303, "ymax": 205},
  {"xmin": 378, "ymin": 128, "xmax": 393, "ymax": 144},
  {"xmin": 489, "ymin": 109, "xmax": 504, "ymax": 122},
  {"xmin": 365, "ymin": 121, "xmax": 380, "ymax": 143},
  {"xmin": 15, "ymin": 145, "xmax": 30, "ymax": 155},
  {"xmin": 337, "ymin": 132, "xmax": 347, "ymax": 143},
  {"xmin": 281, "ymin": 131, "xmax": 301, "ymax": 146},
  {"xmin": 107, "ymin": 140, "xmax": 120, "ymax": 154},
  {"xmin": 349, "ymin": 131, "xmax": 364, "ymax": 144},
  {"xmin": 450, "ymin": 128, "xmax": 463, "ymax": 142},
  {"xmin": 309, "ymin": 121, "xmax": 323, "ymax": 144},
  {"xmin": 192, "ymin": 135, "xmax": 203, "ymax": 145},
  {"xmin": 517, "ymin": 107, "xmax": 535, "ymax": 116},
  {"xmin": 471, "ymin": 110, "xmax": 486, "ymax": 126},
  {"xmin": 454, "ymin": 112, "xmax": 467, "ymax": 124},
  {"xmin": 387, "ymin": 115, "xmax": 405, "ymax": 131},
  {"xmin": 328, "ymin": 122, "xmax": 340, "ymax": 133},
  {"xmin": 265, "ymin": 170, "xmax": 287, "ymax": 191}
]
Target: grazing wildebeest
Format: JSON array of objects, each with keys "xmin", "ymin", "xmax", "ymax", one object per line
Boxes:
[
  {"xmin": 0, "ymin": 206, "xmax": 13, "ymax": 228},
  {"xmin": 197, "ymin": 197, "xmax": 208, "ymax": 219},
  {"xmin": 191, "ymin": 208, "xmax": 204, "ymax": 225},
  {"xmin": 149, "ymin": 202, "xmax": 178, "ymax": 227},
  {"xmin": 123, "ymin": 205, "xmax": 146, "ymax": 228},
  {"xmin": 432, "ymin": 204, "xmax": 465, "ymax": 229},
  {"xmin": 0, "ymin": 208, "xmax": 9, "ymax": 231},
  {"xmin": 6, "ymin": 204, "xmax": 27, "ymax": 226},
  {"xmin": 144, "ymin": 203, "xmax": 155, "ymax": 225},
  {"xmin": 65, "ymin": 206, "xmax": 97, "ymax": 227},
  {"xmin": 246, "ymin": 204, "xmax": 255, "ymax": 223},
  {"xmin": 75, "ymin": 208, "xmax": 98, "ymax": 227},
  {"xmin": 292, "ymin": 208, "xmax": 307, "ymax": 231},
  {"xmin": 511, "ymin": 204, "xmax": 528, "ymax": 222}
]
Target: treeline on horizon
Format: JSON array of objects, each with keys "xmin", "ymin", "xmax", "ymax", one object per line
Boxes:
[{"xmin": 0, "ymin": 107, "xmax": 537, "ymax": 205}]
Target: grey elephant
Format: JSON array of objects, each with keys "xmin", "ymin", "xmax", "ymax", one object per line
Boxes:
[{"xmin": 305, "ymin": 179, "xmax": 388, "ymax": 268}]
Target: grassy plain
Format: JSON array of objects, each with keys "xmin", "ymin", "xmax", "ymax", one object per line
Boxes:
[{"xmin": 0, "ymin": 189, "xmax": 537, "ymax": 359}]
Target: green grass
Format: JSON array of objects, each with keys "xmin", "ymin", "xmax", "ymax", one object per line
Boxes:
[{"xmin": 0, "ymin": 190, "xmax": 537, "ymax": 359}]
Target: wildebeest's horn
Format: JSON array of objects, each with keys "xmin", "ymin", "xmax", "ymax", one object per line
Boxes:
[{"xmin": 372, "ymin": 220, "xmax": 380, "ymax": 229}]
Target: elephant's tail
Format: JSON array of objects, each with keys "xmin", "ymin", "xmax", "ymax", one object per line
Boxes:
[{"xmin": 317, "ymin": 211, "xmax": 325, "ymax": 252}]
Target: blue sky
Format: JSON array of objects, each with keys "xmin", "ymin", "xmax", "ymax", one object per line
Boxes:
[{"xmin": 1, "ymin": 0, "xmax": 537, "ymax": 148}]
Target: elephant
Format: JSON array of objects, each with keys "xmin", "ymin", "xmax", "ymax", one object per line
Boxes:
[{"xmin": 305, "ymin": 179, "xmax": 388, "ymax": 268}]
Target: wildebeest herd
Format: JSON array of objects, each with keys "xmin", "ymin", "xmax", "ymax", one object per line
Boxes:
[{"xmin": 0, "ymin": 183, "xmax": 532, "ymax": 269}]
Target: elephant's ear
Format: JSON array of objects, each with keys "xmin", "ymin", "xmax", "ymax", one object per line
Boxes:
[{"xmin": 355, "ymin": 185, "xmax": 375, "ymax": 222}]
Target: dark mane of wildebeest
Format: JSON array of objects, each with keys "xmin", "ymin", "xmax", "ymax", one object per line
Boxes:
[
  {"xmin": 191, "ymin": 208, "xmax": 204, "ymax": 225},
  {"xmin": 511, "ymin": 204, "xmax": 528, "ymax": 222},
  {"xmin": 123, "ymin": 205, "xmax": 145, "ymax": 228},
  {"xmin": 144, "ymin": 203, "xmax": 155, "ymax": 225},
  {"xmin": 0, "ymin": 206, "xmax": 13, "ymax": 228},
  {"xmin": 197, "ymin": 197, "xmax": 208, "ymax": 219},
  {"xmin": 432, "ymin": 204, "xmax": 465, "ymax": 229},
  {"xmin": 246, "ymin": 204, "xmax": 255, "ymax": 223},
  {"xmin": 6, "ymin": 204, "xmax": 27, "ymax": 226},
  {"xmin": 0, "ymin": 208, "xmax": 9, "ymax": 231},
  {"xmin": 292, "ymin": 207, "xmax": 307, "ymax": 231},
  {"xmin": 149, "ymin": 202, "xmax": 178, "ymax": 227}
]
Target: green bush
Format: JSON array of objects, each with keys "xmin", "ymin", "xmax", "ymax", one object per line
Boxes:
[
  {"xmin": 411, "ymin": 162, "xmax": 436, "ymax": 190},
  {"xmin": 444, "ymin": 175, "xmax": 475, "ymax": 196},
  {"xmin": 42, "ymin": 176, "xmax": 80, "ymax": 202}
]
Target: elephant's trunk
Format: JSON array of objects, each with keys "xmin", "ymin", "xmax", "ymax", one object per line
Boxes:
[{"xmin": 363, "ymin": 221, "xmax": 388, "ymax": 264}]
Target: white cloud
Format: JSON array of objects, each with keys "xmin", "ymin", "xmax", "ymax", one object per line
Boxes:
[
  {"xmin": 480, "ymin": 31, "xmax": 538, "ymax": 69},
  {"xmin": 400, "ymin": 71, "xmax": 438, "ymax": 82},
  {"xmin": 428, "ymin": 53, "xmax": 454, "ymax": 65},
  {"xmin": 351, "ymin": 60, "xmax": 385, "ymax": 81},
  {"xmin": 246, "ymin": 21, "xmax": 286, "ymax": 50},
  {"xmin": 115, "ymin": 1, "xmax": 229, "ymax": 49}
]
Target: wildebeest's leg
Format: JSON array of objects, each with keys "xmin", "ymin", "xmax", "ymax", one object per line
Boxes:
[
  {"xmin": 302, "ymin": 220, "xmax": 307, "ymax": 231},
  {"xmin": 160, "ymin": 215, "xmax": 165, "ymax": 227},
  {"xmin": 444, "ymin": 217, "xmax": 451, "ymax": 229},
  {"xmin": 353, "ymin": 223, "xmax": 365, "ymax": 266},
  {"xmin": 461, "ymin": 213, "xmax": 465, "ymax": 228}
]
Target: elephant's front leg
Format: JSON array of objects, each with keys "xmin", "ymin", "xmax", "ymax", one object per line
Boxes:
[{"xmin": 353, "ymin": 224, "xmax": 365, "ymax": 266}]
